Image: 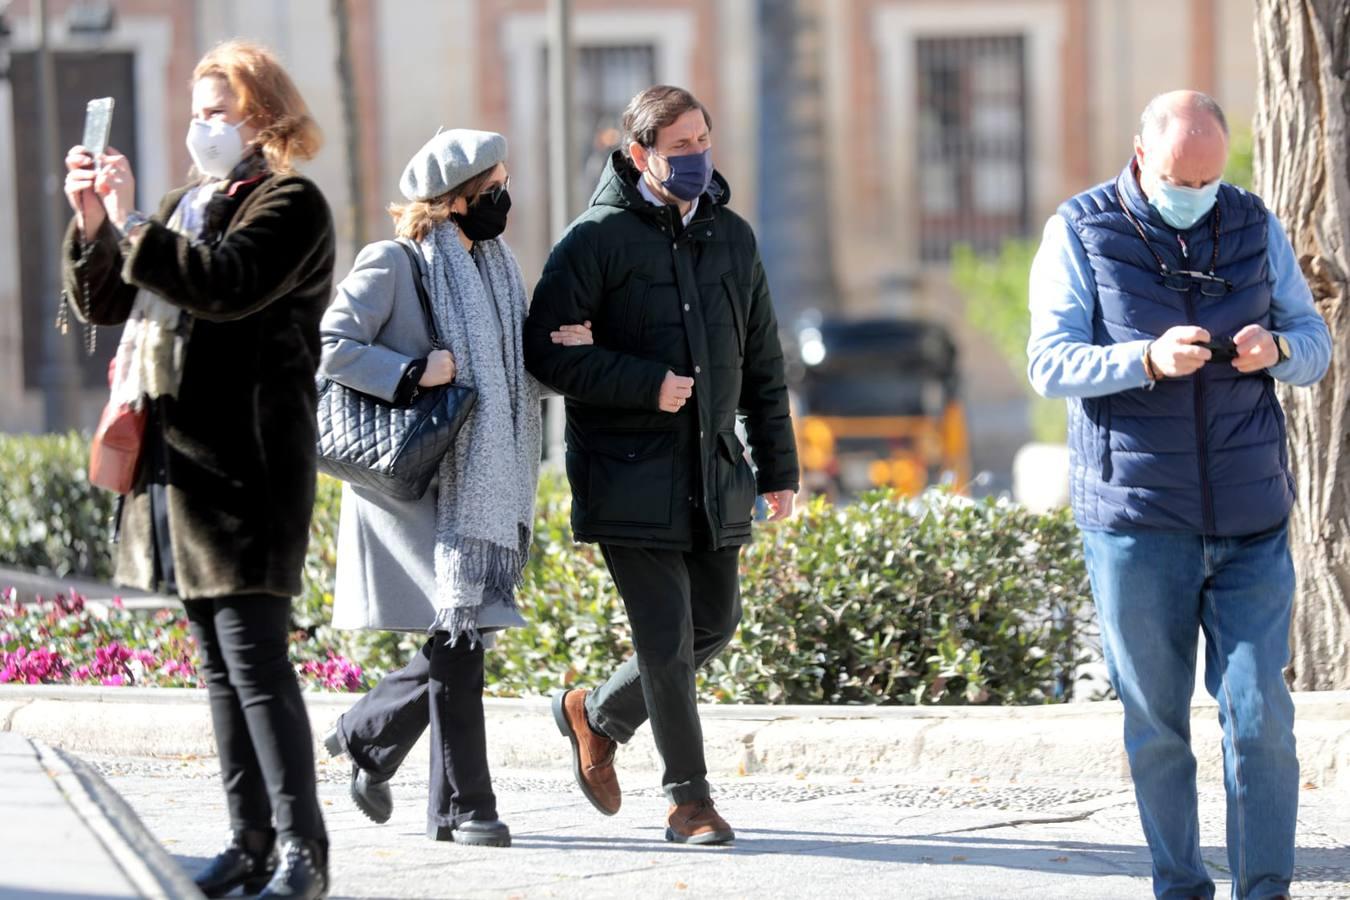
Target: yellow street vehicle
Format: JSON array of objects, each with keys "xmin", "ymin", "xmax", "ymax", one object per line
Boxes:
[{"xmin": 790, "ymin": 318, "xmax": 970, "ymax": 499}]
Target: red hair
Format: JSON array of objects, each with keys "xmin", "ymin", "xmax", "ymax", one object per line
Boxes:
[{"xmin": 192, "ymin": 40, "xmax": 322, "ymax": 174}]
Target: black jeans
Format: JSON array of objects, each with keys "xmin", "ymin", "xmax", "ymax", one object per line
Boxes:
[
  {"xmin": 336, "ymin": 633, "xmax": 496, "ymax": 829},
  {"xmin": 183, "ymin": 595, "xmax": 326, "ymax": 845},
  {"xmin": 586, "ymin": 542, "xmax": 742, "ymax": 804}
]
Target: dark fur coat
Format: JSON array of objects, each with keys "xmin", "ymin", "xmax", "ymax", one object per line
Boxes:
[{"xmin": 62, "ymin": 167, "xmax": 335, "ymax": 599}]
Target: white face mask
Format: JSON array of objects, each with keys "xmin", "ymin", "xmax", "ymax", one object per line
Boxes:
[{"xmin": 185, "ymin": 117, "xmax": 249, "ymax": 179}]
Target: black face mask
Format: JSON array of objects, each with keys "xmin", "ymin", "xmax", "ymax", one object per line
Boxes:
[{"xmin": 452, "ymin": 189, "xmax": 511, "ymax": 242}]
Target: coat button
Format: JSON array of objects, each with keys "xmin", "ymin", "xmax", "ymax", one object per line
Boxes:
[
  {"xmin": 684, "ymin": 303, "xmax": 690, "ymax": 311},
  {"xmin": 705, "ymin": 230, "xmax": 712, "ymax": 236},
  {"xmin": 695, "ymin": 366, "xmax": 702, "ymax": 374},
  {"xmin": 626, "ymin": 451, "xmax": 636, "ymax": 459}
]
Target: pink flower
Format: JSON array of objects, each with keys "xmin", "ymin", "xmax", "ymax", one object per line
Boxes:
[
  {"xmin": 112, "ymin": 596, "xmax": 126, "ymax": 610},
  {"xmin": 161, "ymin": 658, "xmax": 197, "ymax": 681},
  {"xmin": 0, "ymin": 647, "xmax": 68, "ymax": 684},
  {"xmin": 100, "ymin": 675, "xmax": 126, "ymax": 687},
  {"xmin": 299, "ymin": 654, "xmax": 365, "ymax": 692},
  {"xmin": 53, "ymin": 592, "xmax": 85, "ymax": 615}
]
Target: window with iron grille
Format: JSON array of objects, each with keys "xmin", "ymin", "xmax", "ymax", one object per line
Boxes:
[
  {"xmin": 915, "ymin": 35, "xmax": 1029, "ymax": 261},
  {"xmin": 540, "ymin": 43, "xmax": 656, "ymax": 243}
]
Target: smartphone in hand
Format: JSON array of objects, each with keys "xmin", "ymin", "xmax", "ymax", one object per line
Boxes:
[
  {"xmin": 81, "ymin": 97, "xmax": 115, "ymax": 160},
  {"xmin": 1199, "ymin": 337, "xmax": 1238, "ymax": 363}
]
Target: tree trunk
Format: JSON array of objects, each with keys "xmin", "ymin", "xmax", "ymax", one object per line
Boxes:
[{"xmin": 1253, "ymin": 0, "xmax": 1350, "ymax": 690}]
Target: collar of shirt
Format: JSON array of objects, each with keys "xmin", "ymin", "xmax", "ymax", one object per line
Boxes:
[{"xmin": 637, "ymin": 172, "xmax": 699, "ymax": 227}]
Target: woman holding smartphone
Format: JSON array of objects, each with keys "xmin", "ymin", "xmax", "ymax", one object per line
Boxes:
[{"xmin": 62, "ymin": 41, "xmax": 334, "ymax": 900}]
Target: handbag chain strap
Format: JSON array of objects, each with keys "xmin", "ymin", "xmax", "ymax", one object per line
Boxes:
[{"xmin": 396, "ymin": 239, "xmax": 443, "ymax": 351}]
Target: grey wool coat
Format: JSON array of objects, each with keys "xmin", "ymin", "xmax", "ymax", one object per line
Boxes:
[{"xmin": 318, "ymin": 239, "xmax": 527, "ymax": 635}]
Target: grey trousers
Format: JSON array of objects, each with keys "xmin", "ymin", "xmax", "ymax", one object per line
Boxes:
[{"xmin": 585, "ymin": 541, "xmax": 742, "ymax": 804}]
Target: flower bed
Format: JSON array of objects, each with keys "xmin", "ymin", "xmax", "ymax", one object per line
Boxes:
[
  {"xmin": 1, "ymin": 433, "xmax": 1095, "ymax": 704},
  {"xmin": 0, "ymin": 589, "xmax": 368, "ymax": 692}
]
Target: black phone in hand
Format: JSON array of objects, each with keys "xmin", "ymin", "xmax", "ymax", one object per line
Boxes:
[{"xmin": 1199, "ymin": 337, "xmax": 1237, "ymax": 363}]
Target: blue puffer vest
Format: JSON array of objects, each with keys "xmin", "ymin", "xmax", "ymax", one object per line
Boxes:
[{"xmin": 1061, "ymin": 162, "xmax": 1293, "ymax": 536}]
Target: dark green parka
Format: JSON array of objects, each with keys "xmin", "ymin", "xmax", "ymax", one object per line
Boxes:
[{"xmin": 524, "ymin": 151, "xmax": 798, "ymax": 551}]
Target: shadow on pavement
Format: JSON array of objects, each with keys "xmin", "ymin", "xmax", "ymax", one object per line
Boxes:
[{"xmin": 509, "ymin": 828, "xmax": 1349, "ymax": 884}]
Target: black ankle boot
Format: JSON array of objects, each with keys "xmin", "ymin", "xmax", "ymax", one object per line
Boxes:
[
  {"xmin": 257, "ymin": 838, "xmax": 328, "ymax": 899},
  {"xmin": 427, "ymin": 818, "xmax": 512, "ymax": 847},
  {"xmin": 194, "ymin": 828, "xmax": 278, "ymax": 898},
  {"xmin": 324, "ymin": 723, "xmax": 393, "ymax": 824}
]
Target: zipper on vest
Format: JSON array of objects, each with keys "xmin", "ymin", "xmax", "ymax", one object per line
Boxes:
[{"xmin": 1184, "ymin": 292, "xmax": 1216, "ymax": 533}]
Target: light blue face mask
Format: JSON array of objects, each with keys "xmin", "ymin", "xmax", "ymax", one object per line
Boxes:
[{"xmin": 1148, "ymin": 178, "xmax": 1221, "ymax": 230}]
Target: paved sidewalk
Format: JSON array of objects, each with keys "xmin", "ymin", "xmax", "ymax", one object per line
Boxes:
[
  {"xmin": 0, "ymin": 733, "xmax": 200, "ymax": 900},
  {"xmin": 91, "ymin": 753, "xmax": 1350, "ymax": 900}
]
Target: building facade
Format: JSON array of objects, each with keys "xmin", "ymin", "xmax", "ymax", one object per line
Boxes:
[{"xmin": 0, "ymin": 0, "xmax": 1260, "ymax": 478}]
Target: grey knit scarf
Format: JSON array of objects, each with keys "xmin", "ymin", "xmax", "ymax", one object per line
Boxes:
[{"xmin": 419, "ymin": 222, "xmax": 541, "ymax": 642}]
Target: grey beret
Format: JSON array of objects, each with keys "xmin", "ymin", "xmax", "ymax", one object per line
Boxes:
[{"xmin": 399, "ymin": 129, "xmax": 507, "ymax": 202}]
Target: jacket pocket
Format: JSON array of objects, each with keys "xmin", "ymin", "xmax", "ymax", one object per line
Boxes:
[
  {"xmin": 1264, "ymin": 378, "xmax": 1289, "ymax": 470},
  {"xmin": 715, "ymin": 431, "xmax": 756, "ymax": 528},
  {"xmin": 721, "ymin": 272, "xmax": 746, "ymax": 360},
  {"xmin": 621, "ymin": 274, "xmax": 651, "ymax": 348},
  {"xmin": 586, "ymin": 429, "xmax": 676, "ymax": 528},
  {"xmin": 1086, "ymin": 396, "xmax": 1112, "ymax": 482}
]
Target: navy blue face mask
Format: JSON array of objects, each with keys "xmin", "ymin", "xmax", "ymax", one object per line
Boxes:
[{"xmin": 649, "ymin": 148, "xmax": 713, "ymax": 202}]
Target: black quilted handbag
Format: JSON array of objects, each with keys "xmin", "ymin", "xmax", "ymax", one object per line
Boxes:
[{"xmin": 315, "ymin": 241, "xmax": 476, "ymax": 501}]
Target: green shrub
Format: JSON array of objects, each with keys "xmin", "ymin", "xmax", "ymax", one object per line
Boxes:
[
  {"xmin": 0, "ymin": 432, "xmax": 116, "ymax": 580},
  {"xmin": 718, "ymin": 491, "xmax": 1090, "ymax": 704},
  {"xmin": 0, "ymin": 433, "xmax": 1093, "ymax": 704}
]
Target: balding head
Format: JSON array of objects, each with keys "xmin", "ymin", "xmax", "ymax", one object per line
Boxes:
[
  {"xmin": 1134, "ymin": 90, "xmax": 1229, "ymax": 205},
  {"xmin": 1139, "ymin": 90, "xmax": 1229, "ymax": 142}
]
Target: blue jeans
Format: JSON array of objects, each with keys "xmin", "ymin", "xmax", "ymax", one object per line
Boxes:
[{"xmin": 1082, "ymin": 522, "xmax": 1298, "ymax": 900}]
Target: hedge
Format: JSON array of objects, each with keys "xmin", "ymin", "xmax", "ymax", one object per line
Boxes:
[{"xmin": 0, "ymin": 433, "xmax": 1093, "ymax": 704}]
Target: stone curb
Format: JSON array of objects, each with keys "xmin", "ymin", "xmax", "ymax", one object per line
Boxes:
[
  {"xmin": 4, "ymin": 686, "xmax": 1348, "ymax": 792},
  {"xmin": 1, "ymin": 732, "xmax": 203, "ymax": 899}
]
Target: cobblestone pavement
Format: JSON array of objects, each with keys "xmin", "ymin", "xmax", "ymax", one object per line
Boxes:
[{"xmin": 93, "ymin": 754, "xmax": 1350, "ymax": 899}]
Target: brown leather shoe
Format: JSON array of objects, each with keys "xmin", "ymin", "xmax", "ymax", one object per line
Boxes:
[
  {"xmin": 665, "ymin": 799, "xmax": 735, "ymax": 845},
  {"xmin": 552, "ymin": 689, "xmax": 621, "ymax": 815}
]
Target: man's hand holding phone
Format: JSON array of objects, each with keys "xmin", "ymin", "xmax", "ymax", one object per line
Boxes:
[{"xmin": 1146, "ymin": 326, "xmax": 1213, "ymax": 379}]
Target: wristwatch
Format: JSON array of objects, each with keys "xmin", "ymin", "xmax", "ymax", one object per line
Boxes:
[
  {"xmin": 1274, "ymin": 333, "xmax": 1292, "ymax": 364},
  {"xmin": 117, "ymin": 211, "xmax": 151, "ymax": 239}
]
